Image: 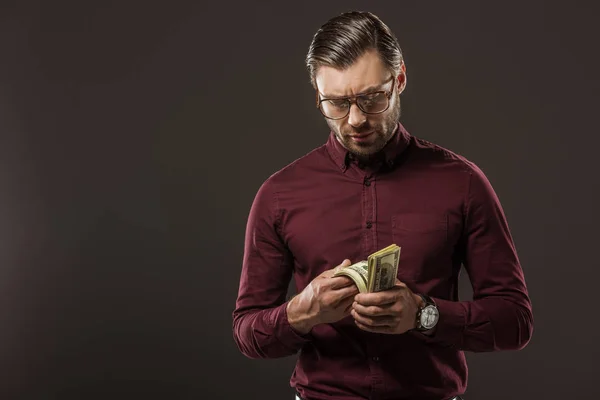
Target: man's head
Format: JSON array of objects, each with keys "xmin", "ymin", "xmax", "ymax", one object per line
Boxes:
[{"xmin": 306, "ymin": 11, "xmax": 406, "ymax": 160}]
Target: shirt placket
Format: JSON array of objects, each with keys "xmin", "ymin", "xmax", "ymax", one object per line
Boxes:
[
  {"xmin": 367, "ymin": 345, "xmax": 385, "ymax": 398},
  {"xmin": 361, "ymin": 171, "xmax": 385, "ymax": 399},
  {"xmin": 361, "ymin": 173, "xmax": 378, "ymax": 256}
]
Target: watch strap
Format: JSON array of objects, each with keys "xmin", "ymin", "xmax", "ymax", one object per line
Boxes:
[{"xmin": 418, "ymin": 293, "xmax": 435, "ymax": 307}]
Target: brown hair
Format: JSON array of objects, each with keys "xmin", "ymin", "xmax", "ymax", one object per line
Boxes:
[{"xmin": 306, "ymin": 11, "xmax": 404, "ymax": 88}]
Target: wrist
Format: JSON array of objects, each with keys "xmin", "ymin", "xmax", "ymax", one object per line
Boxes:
[
  {"xmin": 413, "ymin": 293, "xmax": 425, "ymax": 309},
  {"xmin": 412, "ymin": 293, "xmax": 424, "ymax": 330},
  {"xmin": 286, "ymin": 297, "xmax": 316, "ymax": 334}
]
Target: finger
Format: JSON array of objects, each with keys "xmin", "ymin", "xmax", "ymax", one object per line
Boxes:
[
  {"xmin": 355, "ymin": 290, "xmax": 400, "ymax": 307},
  {"xmin": 343, "ymin": 299, "xmax": 355, "ymax": 314},
  {"xmin": 338, "ymin": 296, "xmax": 356, "ymax": 313},
  {"xmin": 354, "ymin": 320, "xmax": 395, "ymax": 334},
  {"xmin": 329, "ymin": 276, "xmax": 356, "ymax": 289},
  {"xmin": 334, "ymin": 284, "xmax": 360, "ymax": 299},
  {"xmin": 321, "ymin": 259, "xmax": 352, "ymax": 279},
  {"xmin": 352, "ymin": 301, "xmax": 395, "ymax": 317},
  {"xmin": 395, "ymin": 279, "xmax": 409, "ymax": 290},
  {"xmin": 333, "ymin": 259, "xmax": 352, "ymax": 273},
  {"xmin": 351, "ymin": 309, "xmax": 396, "ymax": 327}
]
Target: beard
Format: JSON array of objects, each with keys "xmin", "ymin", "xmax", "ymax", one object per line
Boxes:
[{"xmin": 328, "ymin": 95, "xmax": 401, "ymax": 162}]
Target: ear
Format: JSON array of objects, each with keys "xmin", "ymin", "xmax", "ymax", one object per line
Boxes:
[{"xmin": 397, "ymin": 63, "xmax": 407, "ymax": 94}]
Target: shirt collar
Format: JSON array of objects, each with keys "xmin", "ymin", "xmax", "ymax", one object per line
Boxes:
[{"xmin": 325, "ymin": 122, "xmax": 411, "ymax": 172}]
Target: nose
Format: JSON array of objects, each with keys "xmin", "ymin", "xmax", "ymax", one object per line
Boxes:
[{"xmin": 347, "ymin": 103, "xmax": 367, "ymax": 127}]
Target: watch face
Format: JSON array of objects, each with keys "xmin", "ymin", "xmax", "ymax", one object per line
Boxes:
[{"xmin": 421, "ymin": 305, "xmax": 439, "ymax": 329}]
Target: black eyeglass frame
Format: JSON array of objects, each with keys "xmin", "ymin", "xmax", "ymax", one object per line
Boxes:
[{"xmin": 315, "ymin": 75, "xmax": 397, "ymax": 120}]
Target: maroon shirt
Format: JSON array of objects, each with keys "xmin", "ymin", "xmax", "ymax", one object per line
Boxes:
[{"xmin": 232, "ymin": 123, "xmax": 533, "ymax": 400}]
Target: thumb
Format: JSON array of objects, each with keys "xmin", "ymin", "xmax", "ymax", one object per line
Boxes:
[{"xmin": 333, "ymin": 259, "xmax": 352, "ymax": 273}]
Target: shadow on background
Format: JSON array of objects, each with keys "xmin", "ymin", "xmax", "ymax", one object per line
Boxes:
[{"xmin": 0, "ymin": 1, "xmax": 598, "ymax": 399}]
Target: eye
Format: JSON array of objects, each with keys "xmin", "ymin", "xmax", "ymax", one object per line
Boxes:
[
  {"xmin": 326, "ymin": 99, "xmax": 349, "ymax": 109},
  {"xmin": 364, "ymin": 92, "xmax": 385, "ymax": 102},
  {"xmin": 358, "ymin": 92, "xmax": 387, "ymax": 110},
  {"xmin": 362, "ymin": 92, "xmax": 379, "ymax": 101}
]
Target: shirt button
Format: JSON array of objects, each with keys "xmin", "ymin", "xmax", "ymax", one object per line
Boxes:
[
  {"xmin": 366, "ymin": 221, "xmax": 372, "ymax": 229},
  {"xmin": 364, "ymin": 178, "xmax": 371, "ymax": 186}
]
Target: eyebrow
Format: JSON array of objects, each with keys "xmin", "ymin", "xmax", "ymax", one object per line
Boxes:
[{"xmin": 320, "ymin": 82, "xmax": 389, "ymax": 100}]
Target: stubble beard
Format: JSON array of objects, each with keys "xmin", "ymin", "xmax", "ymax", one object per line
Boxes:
[{"xmin": 329, "ymin": 96, "xmax": 401, "ymax": 162}]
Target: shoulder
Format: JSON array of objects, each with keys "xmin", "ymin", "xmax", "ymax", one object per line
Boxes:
[
  {"xmin": 249, "ymin": 145, "xmax": 328, "ymax": 220},
  {"xmin": 408, "ymin": 136, "xmax": 485, "ymax": 177},
  {"xmin": 260, "ymin": 144, "xmax": 330, "ymax": 191},
  {"xmin": 406, "ymin": 136, "xmax": 498, "ymax": 206}
]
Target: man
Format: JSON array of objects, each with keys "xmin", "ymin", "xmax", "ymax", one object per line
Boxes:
[{"xmin": 232, "ymin": 10, "xmax": 533, "ymax": 400}]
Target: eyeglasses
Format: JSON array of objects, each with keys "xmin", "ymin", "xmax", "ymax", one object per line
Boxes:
[{"xmin": 316, "ymin": 76, "xmax": 396, "ymax": 120}]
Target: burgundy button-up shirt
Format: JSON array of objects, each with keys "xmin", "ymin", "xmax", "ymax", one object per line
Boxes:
[{"xmin": 233, "ymin": 123, "xmax": 533, "ymax": 400}]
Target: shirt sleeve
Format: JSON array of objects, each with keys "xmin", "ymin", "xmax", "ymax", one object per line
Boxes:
[
  {"xmin": 232, "ymin": 179, "xmax": 311, "ymax": 359},
  {"xmin": 418, "ymin": 163, "xmax": 534, "ymax": 352}
]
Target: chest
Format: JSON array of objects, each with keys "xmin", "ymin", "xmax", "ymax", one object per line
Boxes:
[{"xmin": 278, "ymin": 169, "xmax": 466, "ymax": 280}]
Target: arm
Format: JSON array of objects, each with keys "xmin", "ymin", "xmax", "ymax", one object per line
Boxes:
[
  {"xmin": 232, "ymin": 180, "xmax": 310, "ymax": 359},
  {"xmin": 421, "ymin": 163, "xmax": 534, "ymax": 352}
]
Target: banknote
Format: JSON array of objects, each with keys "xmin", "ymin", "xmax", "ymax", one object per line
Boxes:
[
  {"xmin": 332, "ymin": 261, "xmax": 368, "ymax": 293},
  {"xmin": 367, "ymin": 244, "xmax": 401, "ymax": 292},
  {"xmin": 333, "ymin": 244, "xmax": 401, "ymax": 293}
]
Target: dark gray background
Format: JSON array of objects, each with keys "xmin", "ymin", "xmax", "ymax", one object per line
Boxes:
[{"xmin": 1, "ymin": 1, "xmax": 598, "ymax": 399}]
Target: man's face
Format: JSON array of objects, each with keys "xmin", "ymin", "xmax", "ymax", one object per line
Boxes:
[{"xmin": 315, "ymin": 50, "xmax": 405, "ymax": 160}]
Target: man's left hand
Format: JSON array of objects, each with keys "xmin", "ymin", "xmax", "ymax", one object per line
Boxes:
[{"xmin": 351, "ymin": 280, "xmax": 423, "ymax": 334}]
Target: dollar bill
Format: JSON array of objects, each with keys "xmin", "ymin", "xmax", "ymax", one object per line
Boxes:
[
  {"xmin": 332, "ymin": 261, "xmax": 368, "ymax": 293},
  {"xmin": 333, "ymin": 244, "xmax": 401, "ymax": 293},
  {"xmin": 367, "ymin": 244, "xmax": 401, "ymax": 292}
]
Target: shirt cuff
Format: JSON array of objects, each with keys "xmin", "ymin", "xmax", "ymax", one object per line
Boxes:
[{"xmin": 271, "ymin": 302, "xmax": 312, "ymax": 350}]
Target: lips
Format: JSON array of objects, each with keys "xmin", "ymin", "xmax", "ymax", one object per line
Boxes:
[
  {"xmin": 350, "ymin": 131, "xmax": 374, "ymax": 138},
  {"xmin": 349, "ymin": 131, "xmax": 375, "ymax": 143}
]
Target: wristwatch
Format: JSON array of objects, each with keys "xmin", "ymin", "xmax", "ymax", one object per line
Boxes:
[{"xmin": 415, "ymin": 293, "xmax": 439, "ymax": 331}]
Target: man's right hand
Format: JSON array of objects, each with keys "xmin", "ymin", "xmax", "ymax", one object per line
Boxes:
[{"xmin": 286, "ymin": 259, "xmax": 359, "ymax": 334}]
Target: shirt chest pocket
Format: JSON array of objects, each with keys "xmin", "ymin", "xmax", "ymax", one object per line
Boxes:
[{"xmin": 391, "ymin": 213, "xmax": 449, "ymax": 282}]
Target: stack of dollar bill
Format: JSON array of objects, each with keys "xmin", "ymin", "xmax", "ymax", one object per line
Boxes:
[{"xmin": 333, "ymin": 244, "xmax": 401, "ymax": 293}]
